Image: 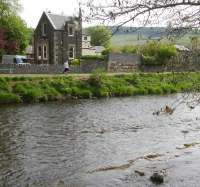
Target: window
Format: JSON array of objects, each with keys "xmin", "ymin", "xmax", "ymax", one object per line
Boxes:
[
  {"xmin": 68, "ymin": 25, "xmax": 74, "ymax": 36},
  {"xmin": 38, "ymin": 46, "xmax": 42, "ymax": 59},
  {"xmin": 69, "ymin": 45, "xmax": 75, "ymax": 59},
  {"xmin": 84, "ymin": 36, "xmax": 87, "ymax": 40},
  {"xmin": 42, "ymin": 23, "xmax": 47, "ymax": 36},
  {"xmin": 43, "ymin": 45, "xmax": 47, "ymax": 59}
]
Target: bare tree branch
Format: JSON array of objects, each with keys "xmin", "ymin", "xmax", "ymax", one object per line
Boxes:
[{"xmin": 81, "ymin": 0, "xmax": 200, "ymax": 34}]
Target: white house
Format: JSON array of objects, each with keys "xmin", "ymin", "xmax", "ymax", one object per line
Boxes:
[{"xmin": 82, "ymin": 32, "xmax": 105, "ymax": 55}]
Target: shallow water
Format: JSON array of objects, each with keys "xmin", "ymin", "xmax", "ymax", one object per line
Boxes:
[{"xmin": 0, "ymin": 95, "xmax": 200, "ymax": 187}]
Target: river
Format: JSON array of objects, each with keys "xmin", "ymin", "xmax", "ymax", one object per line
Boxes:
[{"xmin": 0, "ymin": 95, "xmax": 200, "ymax": 187}]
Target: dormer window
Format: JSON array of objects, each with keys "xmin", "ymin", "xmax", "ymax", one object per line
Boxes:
[
  {"xmin": 42, "ymin": 23, "xmax": 47, "ymax": 36},
  {"xmin": 68, "ymin": 24, "xmax": 74, "ymax": 36}
]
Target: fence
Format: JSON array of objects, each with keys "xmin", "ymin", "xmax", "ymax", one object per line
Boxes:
[{"xmin": 0, "ymin": 64, "xmax": 81, "ymax": 74}]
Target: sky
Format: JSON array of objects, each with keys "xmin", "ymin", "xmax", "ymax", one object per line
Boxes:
[
  {"xmin": 20, "ymin": 0, "xmax": 80, "ymax": 28},
  {"xmin": 19, "ymin": 0, "xmax": 177, "ymax": 29}
]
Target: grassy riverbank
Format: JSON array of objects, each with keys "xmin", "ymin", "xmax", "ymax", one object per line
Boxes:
[{"xmin": 0, "ymin": 72, "xmax": 199, "ymax": 104}]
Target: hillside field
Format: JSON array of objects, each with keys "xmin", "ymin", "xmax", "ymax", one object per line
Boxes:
[{"xmin": 111, "ymin": 33, "xmax": 194, "ymax": 47}]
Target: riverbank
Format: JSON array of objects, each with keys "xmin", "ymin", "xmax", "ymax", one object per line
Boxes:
[{"xmin": 0, "ymin": 72, "xmax": 199, "ymax": 104}]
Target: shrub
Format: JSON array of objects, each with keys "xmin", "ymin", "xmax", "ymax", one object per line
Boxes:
[
  {"xmin": 79, "ymin": 90, "xmax": 92, "ymax": 98},
  {"xmin": 157, "ymin": 45, "xmax": 177, "ymax": 59},
  {"xmin": 137, "ymin": 87, "xmax": 148, "ymax": 95},
  {"xmin": 71, "ymin": 87, "xmax": 92, "ymax": 98},
  {"xmin": 102, "ymin": 45, "xmax": 138, "ymax": 55},
  {"xmin": 142, "ymin": 55, "xmax": 159, "ymax": 66},
  {"xmin": 99, "ymin": 90, "xmax": 109, "ymax": 97},
  {"xmin": 13, "ymin": 84, "xmax": 27, "ymax": 95},
  {"xmin": 120, "ymin": 45, "xmax": 137, "ymax": 54},
  {"xmin": 11, "ymin": 76, "xmax": 26, "ymax": 81},
  {"xmin": 0, "ymin": 93, "xmax": 21, "ymax": 104},
  {"xmin": 140, "ymin": 41, "xmax": 177, "ymax": 66},
  {"xmin": 88, "ymin": 70, "xmax": 107, "ymax": 87},
  {"xmin": 44, "ymin": 87, "xmax": 61, "ymax": 101},
  {"xmin": 49, "ymin": 81, "xmax": 67, "ymax": 94},
  {"xmin": 146, "ymin": 86, "xmax": 163, "ymax": 95},
  {"xmin": 101, "ymin": 47, "xmax": 111, "ymax": 55},
  {"xmin": 124, "ymin": 74, "xmax": 140, "ymax": 85},
  {"xmin": 161, "ymin": 84, "xmax": 177, "ymax": 94},
  {"xmin": 62, "ymin": 88, "xmax": 72, "ymax": 95},
  {"xmin": 71, "ymin": 59, "xmax": 80, "ymax": 66},
  {"xmin": 0, "ymin": 77, "xmax": 10, "ymax": 92},
  {"xmin": 21, "ymin": 88, "xmax": 44, "ymax": 102}
]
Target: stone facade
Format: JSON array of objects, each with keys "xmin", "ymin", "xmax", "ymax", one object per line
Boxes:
[
  {"xmin": 108, "ymin": 53, "xmax": 141, "ymax": 72},
  {"xmin": 81, "ymin": 59, "xmax": 108, "ymax": 73},
  {"xmin": 34, "ymin": 11, "xmax": 82, "ymax": 65}
]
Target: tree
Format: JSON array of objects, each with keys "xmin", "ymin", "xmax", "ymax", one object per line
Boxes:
[
  {"xmin": 86, "ymin": 26, "xmax": 111, "ymax": 47},
  {"xmin": 82, "ymin": 0, "xmax": 200, "ymax": 35},
  {"xmin": 0, "ymin": 0, "xmax": 30, "ymax": 59},
  {"xmin": 0, "ymin": 0, "xmax": 21, "ymax": 22}
]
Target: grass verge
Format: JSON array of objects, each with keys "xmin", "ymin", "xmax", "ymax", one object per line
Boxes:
[{"xmin": 0, "ymin": 72, "xmax": 199, "ymax": 104}]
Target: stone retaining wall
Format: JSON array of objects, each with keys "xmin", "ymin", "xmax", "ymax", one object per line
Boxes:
[
  {"xmin": 1, "ymin": 53, "xmax": 199, "ymax": 74},
  {"xmin": 80, "ymin": 59, "xmax": 108, "ymax": 73},
  {"xmin": 108, "ymin": 53, "xmax": 141, "ymax": 72},
  {"xmin": 140, "ymin": 62, "xmax": 200, "ymax": 73}
]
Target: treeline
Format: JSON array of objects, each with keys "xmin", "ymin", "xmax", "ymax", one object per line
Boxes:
[{"xmin": 0, "ymin": 0, "xmax": 32, "ymax": 59}]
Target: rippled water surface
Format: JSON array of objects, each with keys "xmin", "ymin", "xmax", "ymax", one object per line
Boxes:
[{"xmin": 1, "ymin": 95, "xmax": 200, "ymax": 187}]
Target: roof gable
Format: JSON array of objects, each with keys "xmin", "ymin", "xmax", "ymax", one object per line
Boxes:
[{"xmin": 45, "ymin": 12, "xmax": 72, "ymax": 30}]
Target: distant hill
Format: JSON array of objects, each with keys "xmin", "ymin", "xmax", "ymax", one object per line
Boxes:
[
  {"xmin": 83, "ymin": 26, "xmax": 200, "ymax": 47},
  {"xmin": 109, "ymin": 26, "xmax": 167, "ymax": 38},
  {"xmin": 109, "ymin": 26, "xmax": 200, "ymax": 47}
]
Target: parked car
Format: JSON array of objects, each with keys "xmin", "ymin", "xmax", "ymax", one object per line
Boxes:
[{"xmin": 2, "ymin": 55, "xmax": 31, "ymax": 65}]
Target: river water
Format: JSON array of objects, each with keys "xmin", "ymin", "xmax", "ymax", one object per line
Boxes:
[{"xmin": 0, "ymin": 95, "xmax": 200, "ymax": 187}]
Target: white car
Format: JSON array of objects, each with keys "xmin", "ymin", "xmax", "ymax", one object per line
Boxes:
[{"xmin": 2, "ymin": 55, "xmax": 31, "ymax": 65}]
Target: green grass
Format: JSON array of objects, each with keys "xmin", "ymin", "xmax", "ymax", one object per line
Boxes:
[
  {"xmin": 0, "ymin": 72, "xmax": 199, "ymax": 104},
  {"xmin": 0, "ymin": 93, "xmax": 21, "ymax": 104}
]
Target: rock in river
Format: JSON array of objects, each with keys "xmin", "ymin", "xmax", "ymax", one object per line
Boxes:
[{"xmin": 150, "ymin": 172, "xmax": 164, "ymax": 184}]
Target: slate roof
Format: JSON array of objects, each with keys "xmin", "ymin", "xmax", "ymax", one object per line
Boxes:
[{"xmin": 45, "ymin": 12, "xmax": 71, "ymax": 30}]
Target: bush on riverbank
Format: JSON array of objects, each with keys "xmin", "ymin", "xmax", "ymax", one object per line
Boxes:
[
  {"xmin": 140, "ymin": 41, "xmax": 177, "ymax": 66},
  {"xmin": 102, "ymin": 45, "xmax": 138, "ymax": 55},
  {"xmin": 0, "ymin": 72, "xmax": 199, "ymax": 104}
]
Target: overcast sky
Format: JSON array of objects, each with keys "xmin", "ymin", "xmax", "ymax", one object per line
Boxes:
[
  {"xmin": 20, "ymin": 0, "xmax": 80, "ymax": 28},
  {"xmin": 19, "ymin": 0, "xmax": 172, "ymax": 29}
]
